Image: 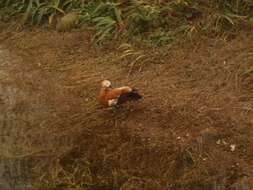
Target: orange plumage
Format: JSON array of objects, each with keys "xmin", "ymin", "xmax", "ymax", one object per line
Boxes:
[{"xmin": 98, "ymin": 80, "xmax": 142, "ymax": 107}]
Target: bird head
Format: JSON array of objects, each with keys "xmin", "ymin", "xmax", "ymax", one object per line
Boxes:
[{"xmin": 101, "ymin": 80, "xmax": 112, "ymax": 88}]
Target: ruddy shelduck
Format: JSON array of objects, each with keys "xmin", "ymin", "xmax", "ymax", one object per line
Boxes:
[{"xmin": 98, "ymin": 80, "xmax": 142, "ymax": 107}]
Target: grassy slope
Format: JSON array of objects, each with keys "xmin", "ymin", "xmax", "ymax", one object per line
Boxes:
[{"xmin": 0, "ymin": 21, "xmax": 252, "ymax": 190}]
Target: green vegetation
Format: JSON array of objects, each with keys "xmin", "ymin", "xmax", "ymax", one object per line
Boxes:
[{"xmin": 1, "ymin": 0, "xmax": 253, "ymax": 44}]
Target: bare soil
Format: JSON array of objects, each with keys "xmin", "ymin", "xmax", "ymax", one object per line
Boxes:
[{"xmin": 0, "ymin": 23, "xmax": 252, "ymax": 190}]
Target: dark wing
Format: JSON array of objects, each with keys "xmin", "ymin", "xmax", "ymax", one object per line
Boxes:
[{"xmin": 117, "ymin": 89, "xmax": 142, "ymax": 104}]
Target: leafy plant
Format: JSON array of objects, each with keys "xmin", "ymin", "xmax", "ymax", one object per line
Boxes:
[
  {"xmin": 125, "ymin": 2, "xmax": 161, "ymax": 34},
  {"xmin": 92, "ymin": 16, "xmax": 117, "ymax": 43},
  {"xmin": 148, "ymin": 31, "xmax": 174, "ymax": 46},
  {"xmin": 1, "ymin": 0, "xmax": 253, "ymax": 42},
  {"xmin": 79, "ymin": 1, "xmax": 123, "ymax": 43},
  {"xmin": 1, "ymin": 0, "xmax": 82, "ymax": 24}
]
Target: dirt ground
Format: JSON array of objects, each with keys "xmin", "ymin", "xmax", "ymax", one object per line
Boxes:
[{"xmin": 0, "ymin": 22, "xmax": 253, "ymax": 190}]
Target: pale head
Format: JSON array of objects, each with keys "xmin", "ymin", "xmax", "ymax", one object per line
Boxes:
[{"xmin": 101, "ymin": 80, "xmax": 112, "ymax": 88}]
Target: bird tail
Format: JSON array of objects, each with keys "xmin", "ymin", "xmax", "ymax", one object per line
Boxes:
[
  {"xmin": 130, "ymin": 89, "xmax": 142, "ymax": 99},
  {"xmin": 118, "ymin": 89, "xmax": 142, "ymax": 104}
]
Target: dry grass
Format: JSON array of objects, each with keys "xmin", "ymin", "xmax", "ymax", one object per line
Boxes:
[{"xmin": 0, "ymin": 24, "xmax": 253, "ymax": 190}]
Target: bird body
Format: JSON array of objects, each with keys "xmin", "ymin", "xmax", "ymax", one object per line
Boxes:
[{"xmin": 99, "ymin": 80, "xmax": 142, "ymax": 107}]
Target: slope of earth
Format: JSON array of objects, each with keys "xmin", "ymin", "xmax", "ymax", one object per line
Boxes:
[{"xmin": 0, "ymin": 23, "xmax": 252, "ymax": 190}]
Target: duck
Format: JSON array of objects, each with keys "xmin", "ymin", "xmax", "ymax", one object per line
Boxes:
[{"xmin": 98, "ymin": 80, "xmax": 142, "ymax": 107}]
